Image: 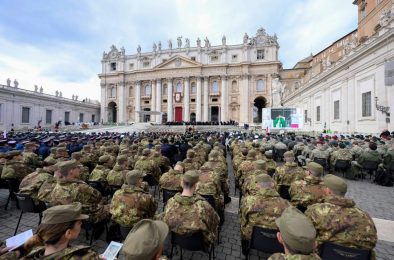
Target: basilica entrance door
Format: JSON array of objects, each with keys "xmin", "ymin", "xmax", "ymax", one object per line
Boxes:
[{"xmin": 175, "ymin": 107, "xmax": 183, "ymax": 122}]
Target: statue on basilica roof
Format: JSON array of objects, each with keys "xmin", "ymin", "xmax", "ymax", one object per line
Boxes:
[
  {"xmin": 168, "ymin": 39, "xmax": 172, "ymax": 49},
  {"xmin": 196, "ymin": 37, "xmax": 201, "ymax": 48},
  {"xmin": 185, "ymin": 38, "xmax": 190, "ymax": 48},
  {"xmin": 177, "ymin": 36, "xmax": 182, "ymax": 48},
  {"xmin": 222, "ymin": 35, "xmax": 226, "ymax": 45},
  {"xmin": 243, "ymin": 33, "xmax": 249, "ymax": 44},
  {"xmin": 204, "ymin": 37, "xmax": 210, "ymax": 48},
  {"xmin": 137, "ymin": 45, "xmax": 141, "ymax": 54},
  {"xmin": 158, "ymin": 41, "xmax": 162, "ymax": 51},
  {"xmin": 153, "ymin": 43, "xmax": 157, "ymax": 52}
]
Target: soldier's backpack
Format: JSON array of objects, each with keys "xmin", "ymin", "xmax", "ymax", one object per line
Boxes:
[{"xmin": 374, "ymin": 169, "xmax": 393, "ymax": 187}]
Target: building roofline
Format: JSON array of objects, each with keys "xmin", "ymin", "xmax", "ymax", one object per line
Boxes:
[{"xmin": 313, "ymin": 29, "xmax": 358, "ymax": 58}]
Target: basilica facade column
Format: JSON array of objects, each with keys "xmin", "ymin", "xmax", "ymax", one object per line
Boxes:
[
  {"xmin": 196, "ymin": 77, "xmax": 202, "ymax": 121},
  {"xmin": 156, "ymin": 79, "xmax": 162, "ymax": 123},
  {"xmin": 135, "ymin": 81, "xmax": 141, "ymax": 123},
  {"xmin": 118, "ymin": 83, "xmax": 125, "ymax": 123},
  {"xmin": 203, "ymin": 77, "xmax": 209, "ymax": 121},
  {"xmin": 167, "ymin": 78, "xmax": 173, "ymax": 121},
  {"xmin": 184, "ymin": 77, "xmax": 190, "ymax": 121},
  {"xmin": 100, "ymin": 83, "xmax": 107, "ymax": 123},
  {"xmin": 220, "ymin": 76, "xmax": 227, "ymax": 122},
  {"xmin": 240, "ymin": 74, "xmax": 249, "ymax": 124},
  {"xmin": 150, "ymin": 80, "xmax": 156, "ymax": 122}
]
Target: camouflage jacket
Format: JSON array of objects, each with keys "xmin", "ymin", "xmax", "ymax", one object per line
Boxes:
[
  {"xmin": 242, "ymin": 170, "xmax": 270, "ymax": 196},
  {"xmin": 305, "ymin": 195, "xmax": 377, "ymax": 250},
  {"xmin": 134, "ymin": 156, "xmax": 161, "ymax": 180},
  {"xmin": 163, "ymin": 193, "xmax": 220, "ymax": 243},
  {"xmin": 23, "ymin": 245, "xmax": 99, "ymax": 259},
  {"xmin": 19, "ymin": 170, "xmax": 54, "ymax": 200},
  {"xmin": 37, "ymin": 179, "xmax": 58, "ymax": 203},
  {"xmin": 151, "ymin": 154, "xmax": 171, "ymax": 173},
  {"xmin": 22, "ymin": 152, "xmax": 42, "ymax": 172},
  {"xmin": 268, "ymin": 253, "xmax": 321, "ymax": 260},
  {"xmin": 358, "ymin": 150, "xmax": 381, "ymax": 165},
  {"xmin": 196, "ymin": 169, "xmax": 222, "ymax": 196},
  {"xmin": 107, "ymin": 165, "xmax": 126, "ymax": 186},
  {"xmin": 80, "ymin": 152, "xmax": 98, "ymax": 165},
  {"xmin": 1, "ymin": 160, "xmax": 30, "ymax": 180},
  {"xmin": 183, "ymin": 158, "xmax": 200, "ymax": 171},
  {"xmin": 310, "ymin": 149, "xmax": 329, "ymax": 161},
  {"xmin": 383, "ymin": 149, "xmax": 394, "ymax": 169},
  {"xmin": 274, "ymin": 162, "xmax": 304, "ymax": 187},
  {"xmin": 78, "ymin": 163, "xmax": 90, "ymax": 182},
  {"xmin": 48, "ymin": 179, "xmax": 108, "ymax": 223},
  {"xmin": 159, "ymin": 169, "xmax": 183, "ymax": 191},
  {"xmin": 289, "ymin": 176, "xmax": 326, "ymax": 208},
  {"xmin": 351, "ymin": 145, "xmax": 363, "ymax": 160},
  {"xmin": 204, "ymin": 160, "xmax": 227, "ymax": 179},
  {"xmin": 89, "ymin": 165, "xmax": 110, "ymax": 185},
  {"xmin": 240, "ymin": 188, "xmax": 291, "ymax": 240},
  {"xmin": 331, "ymin": 148, "xmax": 352, "ymax": 165},
  {"xmin": 110, "ymin": 185, "xmax": 157, "ymax": 227},
  {"xmin": 236, "ymin": 160, "xmax": 255, "ymax": 184},
  {"xmin": 266, "ymin": 159, "xmax": 277, "ymax": 171}
]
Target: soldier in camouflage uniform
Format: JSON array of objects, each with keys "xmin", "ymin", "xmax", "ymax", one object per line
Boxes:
[
  {"xmin": 110, "ymin": 170, "xmax": 157, "ymax": 227},
  {"xmin": 381, "ymin": 140, "xmax": 394, "ymax": 170},
  {"xmin": 242, "ymin": 160, "xmax": 269, "ymax": 196},
  {"xmin": 240, "ymin": 174, "xmax": 291, "ymax": 254},
  {"xmin": 159, "ymin": 161, "xmax": 184, "ymax": 192},
  {"xmin": 297, "ymin": 143, "xmax": 314, "ymax": 165},
  {"xmin": 268, "ymin": 207, "xmax": 321, "ymax": 260},
  {"xmin": 107, "ymin": 155, "xmax": 129, "ymax": 187},
  {"xmin": 46, "ymin": 160, "xmax": 110, "ymax": 223},
  {"xmin": 151, "ymin": 144, "xmax": 171, "ymax": 173},
  {"xmin": 233, "ymin": 147, "xmax": 248, "ymax": 173},
  {"xmin": 71, "ymin": 152, "xmax": 90, "ymax": 181},
  {"xmin": 80, "ymin": 144, "xmax": 98, "ymax": 172},
  {"xmin": 274, "ymin": 151, "xmax": 304, "ymax": 190},
  {"xmin": 19, "ymin": 167, "xmax": 54, "ymax": 204},
  {"xmin": 289, "ymin": 162, "xmax": 326, "ymax": 211},
  {"xmin": 330, "ymin": 142, "xmax": 353, "ymax": 172},
  {"xmin": 54, "ymin": 147, "xmax": 69, "ymax": 162},
  {"xmin": 43, "ymin": 147, "xmax": 57, "ymax": 165},
  {"xmin": 89, "ymin": 155, "xmax": 112, "ymax": 188},
  {"xmin": 22, "ymin": 142, "xmax": 42, "ymax": 173},
  {"xmin": 265, "ymin": 150, "xmax": 277, "ymax": 176},
  {"xmin": 183, "ymin": 150, "xmax": 201, "ymax": 171},
  {"xmin": 203, "ymin": 150, "xmax": 229, "ymax": 202},
  {"xmin": 134, "ymin": 148, "xmax": 161, "ymax": 182},
  {"xmin": 236, "ymin": 150, "xmax": 256, "ymax": 187},
  {"xmin": 309, "ymin": 142, "xmax": 329, "ymax": 164},
  {"xmin": 351, "ymin": 140, "xmax": 363, "ymax": 161},
  {"xmin": 351, "ymin": 142, "xmax": 382, "ymax": 179},
  {"xmin": 163, "ymin": 170, "xmax": 220, "ymax": 245},
  {"xmin": 305, "ymin": 174, "xmax": 377, "ymax": 252},
  {"xmin": 1, "ymin": 150, "xmax": 30, "ymax": 181}
]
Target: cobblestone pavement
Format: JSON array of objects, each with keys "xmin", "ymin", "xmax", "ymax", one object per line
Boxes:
[{"xmin": 0, "ymin": 154, "xmax": 393, "ymax": 259}]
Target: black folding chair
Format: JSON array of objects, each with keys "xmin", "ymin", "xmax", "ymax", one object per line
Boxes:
[
  {"xmin": 170, "ymin": 231, "xmax": 215, "ymax": 260},
  {"xmin": 4, "ymin": 178, "xmax": 20, "ymax": 210},
  {"xmin": 143, "ymin": 174, "xmax": 159, "ymax": 198},
  {"xmin": 200, "ymin": 194, "xmax": 216, "ymax": 210},
  {"xmin": 319, "ymin": 242, "xmax": 371, "ymax": 260},
  {"xmin": 274, "ymin": 149, "xmax": 287, "ymax": 162},
  {"xmin": 243, "ymin": 226, "xmax": 284, "ymax": 260},
  {"xmin": 119, "ymin": 225, "xmax": 132, "ymax": 240},
  {"xmin": 87, "ymin": 181, "xmax": 110, "ymax": 197},
  {"xmin": 267, "ymin": 168, "xmax": 275, "ymax": 177},
  {"xmin": 362, "ymin": 161, "xmax": 379, "ymax": 180},
  {"xmin": 278, "ymin": 185, "xmax": 291, "ymax": 201},
  {"xmin": 82, "ymin": 220, "xmax": 109, "ymax": 245},
  {"xmin": 14, "ymin": 194, "xmax": 46, "ymax": 235},
  {"xmin": 162, "ymin": 189, "xmax": 178, "ymax": 209},
  {"xmin": 314, "ymin": 157, "xmax": 328, "ymax": 172},
  {"xmin": 335, "ymin": 160, "xmax": 351, "ymax": 177}
]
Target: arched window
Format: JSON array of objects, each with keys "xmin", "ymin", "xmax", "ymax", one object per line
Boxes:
[
  {"xmin": 212, "ymin": 81, "xmax": 219, "ymax": 93},
  {"xmin": 144, "ymin": 85, "xmax": 151, "ymax": 96},
  {"xmin": 163, "ymin": 84, "xmax": 168, "ymax": 95},
  {"xmin": 176, "ymin": 82, "xmax": 183, "ymax": 93},
  {"xmin": 129, "ymin": 86, "xmax": 133, "ymax": 97},
  {"xmin": 110, "ymin": 86, "xmax": 116, "ymax": 98},
  {"xmin": 231, "ymin": 80, "xmax": 238, "ymax": 92},
  {"xmin": 191, "ymin": 82, "xmax": 197, "ymax": 93},
  {"xmin": 256, "ymin": 79, "xmax": 264, "ymax": 92}
]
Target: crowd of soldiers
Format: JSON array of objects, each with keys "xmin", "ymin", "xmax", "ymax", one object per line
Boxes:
[{"xmin": 0, "ymin": 129, "xmax": 392, "ymax": 259}]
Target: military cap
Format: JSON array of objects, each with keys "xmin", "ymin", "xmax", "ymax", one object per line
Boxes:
[
  {"xmin": 0, "ymin": 152, "xmax": 6, "ymax": 158},
  {"xmin": 175, "ymin": 161, "xmax": 185, "ymax": 168},
  {"xmin": 7, "ymin": 150, "xmax": 21, "ymax": 158},
  {"xmin": 126, "ymin": 170, "xmax": 144, "ymax": 185},
  {"xmin": 255, "ymin": 160, "xmax": 267, "ymax": 170},
  {"xmin": 71, "ymin": 152, "xmax": 83, "ymax": 160},
  {"xmin": 57, "ymin": 160, "xmax": 78, "ymax": 175},
  {"xmin": 25, "ymin": 142, "xmax": 37, "ymax": 149},
  {"xmin": 7, "ymin": 140, "xmax": 16, "ymax": 145},
  {"xmin": 183, "ymin": 170, "xmax": 199, "ymax": 185},
  {"xmin": 42, "ymin": 202, "xmax": 88, "ymax": 224},
  {"xmin": 323, "ymin": 174, "xmax": 347, "ymax": 195},
  {"xmin": 142, "ymin": 148, "xmax": 151, "ymax": 156},
  {"xmin": 116, "ymin": 155, "xmax": 128, "ymax": 164},
  {"xmin": 82, "ymin": 145, "xmax": 92, "ymax": 151},
  {"xmin": 255, "ymin": 173, "xmax": 272, "ymax": 183},
  {"xmin": 265, "ymin": 150, "xmax": 273, "ymax": 157},
  {"xmin": 56, "ymin": 147, "xmax": 68, "ymax": 154},
  {"xmin": 275, "ymin": 207, "xmax": 316, "ymax": 254},
  {"xmin": 123, "ymin": 219, "xmax": 169, "ymax": 260},
  {"xmin": 306, "ymin": 162, "xmax": 323, "ymax": 177},
  {"xmin": 209, "ymin": 150, "xmax": 220, "ymax": 158},
  {"xmin": 283, "ymin": 151, "xmax": 294, "ymax": 158},
  {"xmin": 247, "ymin": 150, "xmax": 256, "ymax": 159},
  {"xmin": 186, "ymin": 150, "xmax": 195, "ymax": 157}
]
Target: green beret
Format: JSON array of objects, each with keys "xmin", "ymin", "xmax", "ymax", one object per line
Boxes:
[
  {"xmin": 275, "ymin": 207, "xmax": 316, "ymax": 254},
  {"xmin": 284, "ymin": 151, "xmax": 294, "ymax": 158},
  {"xmin": 255, "ymin": 160, "xmax": 267, "ymax": 170},
  {"xmin": 99, "ymin": 155, "xmax": 110, "ymax": 163},
  {"xmin": 42, "ymin": 202, "xmax": 88, "ymax": 224},
  {"xmin": 116, "ymin": 155, "xmax": 128, "ymax": 164},
  {"xmin": 123, "ymin": 219, "xmax": 169, "ymax": 259},
  {"xmin": 183, "ymin": 170, "xmax": 199, "ymax": 185},
  {"xmin": 126, "ymin": 170, "xmax": 143, "ymax": 185},
  {"xmin": 57, "ymin": 160, "xmax": 78, "ymax": 175},
  {"xmin": 142, "ymin": 148, "xmax": 151, "ymax": 156},
  {"xmin": 323, "ymin": 174, "xmax": 347, "ymax": 195},
  {"xmin": 255, "ymin": 173, "xmax": 272, "ymax": 183},
  {"xmin": 306, "ymin": 162, "xmax": 323, "ymax": 177}
]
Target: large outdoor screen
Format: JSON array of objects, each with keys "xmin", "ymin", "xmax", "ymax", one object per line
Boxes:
[{"xmin": 262, "ymin": 108, "xmax": 303, "ymax": 129}]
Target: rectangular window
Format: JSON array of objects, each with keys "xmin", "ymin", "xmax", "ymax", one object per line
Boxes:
[
  {"xmin": 79, "ymin": 113, "xmax": 84, "ymax": 123},
  {"xmin": 210, "ymin": 55, "xmax": 219, "ymax": 62},
  {"xmin": 304, "ymin": 110, "xmax": 308, "ymax": 123},
  {"xmin": 191, "ymin": 57, "xmax": 196, "ymax": 61},
  {"xmin": 191, "ymin": 98, "xmax": 196, "ymax": 103},
  {"xmin": 110, "ymin": 62, "xmax": 116, "ymax": 71},
  {"xmin": 91, "ymin": 114, "xmax": 95, "ymax": 122},
  {"xmin": 143, "ymin": 61, "xmax": 150, "ymax": 68},
  {"xmin": 232, "ymin": 55, "xmax": 238, "ymax": 62},
  {"xmin": 334, "ymin": 100, "xmax": 340, "ymax": 120},
  {"xmin": 22, "ymin": 107, "xmax": 30, "ymax": 124},
  {"xmin": 65, "ymin": 111, "xmax": 70, "ymax": 123},
  {"xmin": 162, "ymin": 59, "xmax": 167, "ymax": 63},
  {"xmin": 129, "ymin": 63, "xmax": 134, "ymax": 70},
  {"xmin": 212, "ymin": 98, "xmax": 218, "ymax": 102},
  {"xmin": 316, "ymin": 106, "xmax": 321, "ymax": 122},
  {"xmin": 163, "ymin": 99, "xmax": 167, "ymax": 103},
  {"xmin": 45, "ymin": 110, "xmax": 52, "ymax": 124},
  {"xmin": 144, "ymin": 101, "xmax": 149, "ymax": 104},
  {"xmin": 257, "ymin": 49, "xmax": 264, "ymax": 60},
  {"xmin": 362, "ymin": 91, "xmax": 372, "ymax": 117}
]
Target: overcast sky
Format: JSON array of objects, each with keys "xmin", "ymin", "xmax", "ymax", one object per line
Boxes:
[{"xmin": 0, "ymin": 0, "xmax": 357, "ymax": 100}]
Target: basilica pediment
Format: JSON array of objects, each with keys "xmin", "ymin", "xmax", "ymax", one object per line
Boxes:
[{"xmin": 154, "ymin": 55, "xmax": 202, "ymax": 70}]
